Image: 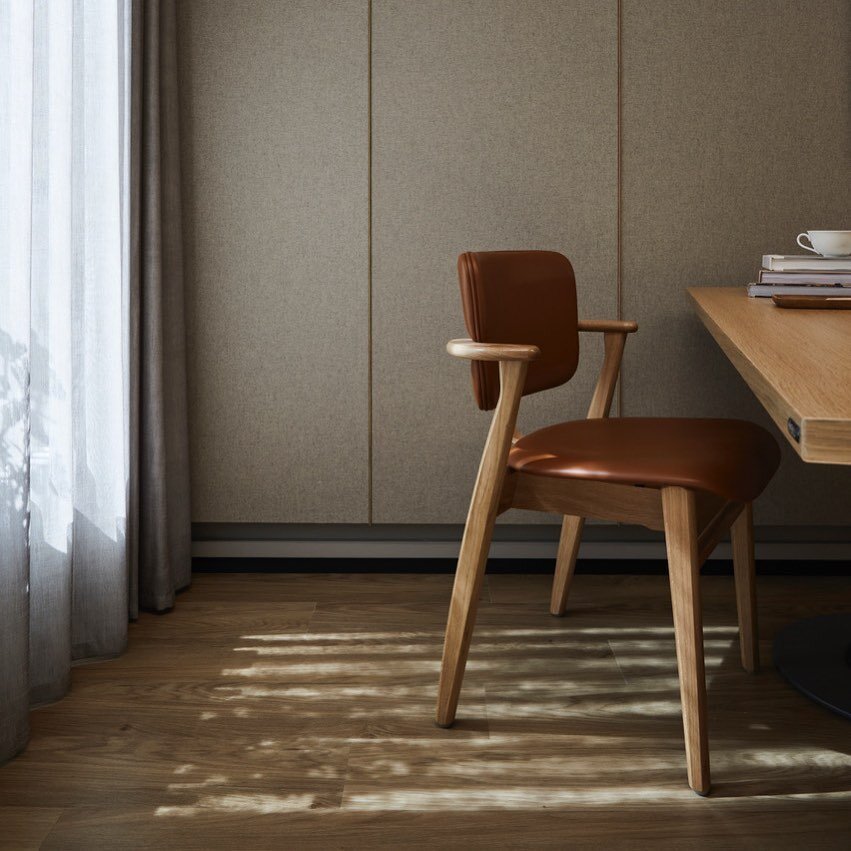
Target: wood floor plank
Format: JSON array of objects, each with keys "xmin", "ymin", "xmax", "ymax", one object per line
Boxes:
[
  {"xmin": 39, "ymin": 800, "xmax": 851, "ymax": 850},
  {"xmin": 2, "ymin": 573, "xmax": 848, "ymax": 849},
  {"xmin": 129, "ymin": 601, "xmax": 316, "ymax": 644},
  {"xmin": 187, "ymin": 572, "xmax": 472, "ymax": 604},
  {"xmin": 0, "ymin": 806, "xmax": 64, "ymax": 850},
  {"xmin": 488, "ymin": 573, "xmax": 851, "ymax": 614},
  {"xmin": 0, "ymin": 732, "xmax": 348, "ymax": 810}
]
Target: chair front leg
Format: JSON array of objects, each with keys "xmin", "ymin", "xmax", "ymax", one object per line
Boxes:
[
  {"xmin": 550, "ymin": 515, "xmax": 584, "ymax": 615},
  {"xmin": 730, "ymin": 502, "xmax": 759, "ymax": 673},
  {"xmin": 435, "ymin": 484, "xmax": 502, "ymax": 728},
  {"xmin": 436, "ymin": 360, "xmax": 527, "ymax": 727},
  {"xmin": 662, "ymin": 486, "xmax": 711, "ymax": 796}
]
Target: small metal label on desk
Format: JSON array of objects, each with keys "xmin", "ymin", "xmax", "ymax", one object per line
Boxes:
[{"xmin": 787, "ymin": 417, "xmax": 801, "ymax": 443}]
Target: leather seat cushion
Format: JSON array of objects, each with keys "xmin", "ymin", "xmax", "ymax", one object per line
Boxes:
[{"xmin": 509, "ymin": 417, "xmax": 781, "ymax": 502}]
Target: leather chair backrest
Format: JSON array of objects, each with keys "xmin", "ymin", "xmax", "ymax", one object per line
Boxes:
[{"xmin": 458, "ymin": 250, "xmax": 580, "ymax": 410}]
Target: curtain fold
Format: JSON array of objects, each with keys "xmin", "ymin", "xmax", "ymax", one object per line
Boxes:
[
  {"xmin": 0, "ymin": 0, "xmax": 190, "ymax": 765},
  {"xmin": 133, "ymin": 0, "xmax": 191, "ymax": 614}
]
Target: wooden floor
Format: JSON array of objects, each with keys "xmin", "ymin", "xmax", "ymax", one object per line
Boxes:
[{"xmin": 2, "ymin": 572, "xmax": 851, "ymax": 849}]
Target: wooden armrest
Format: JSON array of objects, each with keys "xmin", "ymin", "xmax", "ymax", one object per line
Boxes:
[
  {"xmin": 446, "ymin": 339, "xmax": 540, "ymax": 362},
  {"xmin": 578, "ymin": 319, "xmax": 638, "ymax": 334}
]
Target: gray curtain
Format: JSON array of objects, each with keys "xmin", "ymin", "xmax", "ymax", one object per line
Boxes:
[
  {"xmin": 0, "ymin": 0, "xmax": 190, "ymax": 764},
  {"xmin": 131, "ymin": 0, "xmax": 192, "ymax": 613}
]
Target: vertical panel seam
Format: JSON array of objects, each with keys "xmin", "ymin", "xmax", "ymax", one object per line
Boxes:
[
  {"xmin": 367, "ymin": 0, "xmax": 374, "ymax": 523},
  {"xmin": 616, "ymin": 0, "xmax": 624, "ymax": 418}
]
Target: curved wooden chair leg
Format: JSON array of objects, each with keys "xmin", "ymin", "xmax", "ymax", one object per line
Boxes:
[
  {"xmin": 550, "ymin": 515, "xmax": 584, "ymax": 615},
  {"xmin": 663, "ymin": 486, "xmax": 711, "ymax": 796},
  {"xmin": 435, "ymin": 511, "xmax": 495, "ymax": 728},
  {"xmin": 730, "ymin": 502, "xmax": 759, "ymax": 673},
  {"xmin": 436, "ymin": 360, "xmax": 527, "ymax": 728}
]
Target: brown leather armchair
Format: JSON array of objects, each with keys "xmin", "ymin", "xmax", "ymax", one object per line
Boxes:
[{"xmin": 437, "ymin": 250, "xmax": 780, "ymax": 796}]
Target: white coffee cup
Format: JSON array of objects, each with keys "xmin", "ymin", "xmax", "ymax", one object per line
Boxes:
[{"xmin": 796, "ymin": 230, "xmax": 851, "ymax": 258}]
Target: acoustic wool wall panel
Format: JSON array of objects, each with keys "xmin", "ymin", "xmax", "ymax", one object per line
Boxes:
[
  {"xmin": 177, "ymin": 1, "xmax": 370, "ymax": 521},
  {"xmin": 622, "ymin": 0, "xmax": 851, "ymax": 524},
  {"xmin": 371, "ymin": 1, "xmax": 618, "ymax": 523}
]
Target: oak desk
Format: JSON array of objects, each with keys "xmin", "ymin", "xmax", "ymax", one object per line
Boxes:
[
  {"xmin": 688, "ymin": 286, "xmax": 851, "ymax": 465},
  {"xmin": 689, "ymin": 286, "xmax": 851, "ymax": 720}
]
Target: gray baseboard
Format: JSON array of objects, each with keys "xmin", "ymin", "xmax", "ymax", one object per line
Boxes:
[{"xmin": 192, "ymin": 524, "xmax": 851, "ymax": 561}]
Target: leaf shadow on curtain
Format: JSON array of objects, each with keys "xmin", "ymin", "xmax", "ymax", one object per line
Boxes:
[{"xmin": 0, "ymin": 326, "xmax": 30, "ymax": 760}]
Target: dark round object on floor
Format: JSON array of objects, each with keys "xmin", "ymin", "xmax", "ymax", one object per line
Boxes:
[{"xmin": 773, "ymin": 614, "xmax": 851, "ymax": 721}]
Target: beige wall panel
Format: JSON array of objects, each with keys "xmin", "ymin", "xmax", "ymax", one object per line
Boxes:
[
  {"xmin": 178, "ymin": 1, "xmax": 370, "ymax": 522},
  {"xmin": 372, "ymin": 0, "xmax": 618, "ymax": 523},
  {"xmin": 622, "ymin": 0, "xmax": 851, "ymax": 524}
]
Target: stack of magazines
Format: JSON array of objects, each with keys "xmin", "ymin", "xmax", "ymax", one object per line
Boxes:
[{"xmin": 748, "ymin": 255, "xmax": 851, "ymax": 298}]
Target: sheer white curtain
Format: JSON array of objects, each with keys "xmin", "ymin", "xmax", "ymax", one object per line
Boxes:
[{"xmin": 0, "ymin": 0, "xmax": 132, "ymax": 760}]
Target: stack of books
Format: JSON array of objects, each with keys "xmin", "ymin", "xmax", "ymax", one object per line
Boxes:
[{"xmin": 748, "ymin": 255, "xmax": 851, "ymax": 298}]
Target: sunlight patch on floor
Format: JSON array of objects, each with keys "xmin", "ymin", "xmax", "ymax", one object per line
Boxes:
[
  {"xmin": 221, "ymin": 660, "xmax": 442, "ymax": 677},
  {"xmin": 212, "ymin": 684, "xmax": 445, "ymax": 700},
  {"xmin": 156, "ymin": 793, "xmax": 316, "ymax": 817},
  {"xmin": 238, "ymin": 625, "xmax": 740, "ymax": 643},
  {"xmin": 433, "ymin": 754, "xmax": 680, "ymax": 778},
  {"xmin": 232, "ymin": 641, "xmax": 622, "ymax": 656},
  {"xmin": 486, "ymin": 699, "xmax": 683, "ymax": 717},
  {"xmin": 343, "ymin": 786, "xmax": 695, "ymax": 810},
  {"xmin": 712, "ymin": 748, "xmax": 851, "ymax": 770},
  {"xmin": 233, "ymin": 644, "xmax": 440, "ymax": 656},
  {"xmin": 168, "ymin": 774, "xmax": 228, "ymax": 791},
  {"xmin": 241, "ymin": 632, "xmax": 439, "ymax": 642}
]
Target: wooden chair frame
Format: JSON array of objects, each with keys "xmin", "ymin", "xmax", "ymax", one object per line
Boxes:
[{"xmin": 437, "ymin": 320, "xmax": 759, "ymax": 796}]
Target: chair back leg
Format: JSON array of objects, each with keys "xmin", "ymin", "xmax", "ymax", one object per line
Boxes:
[
  {"xmin": 730, "ymin": 502, "xmax": 759, "ymax": 673},
  {"xmin": 662, "ymin": 486, "xmax": 711, "ymax": 795},
  {"xmin": 550, "ymin": 514, "xmax": 584, "ymax": 615}
]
